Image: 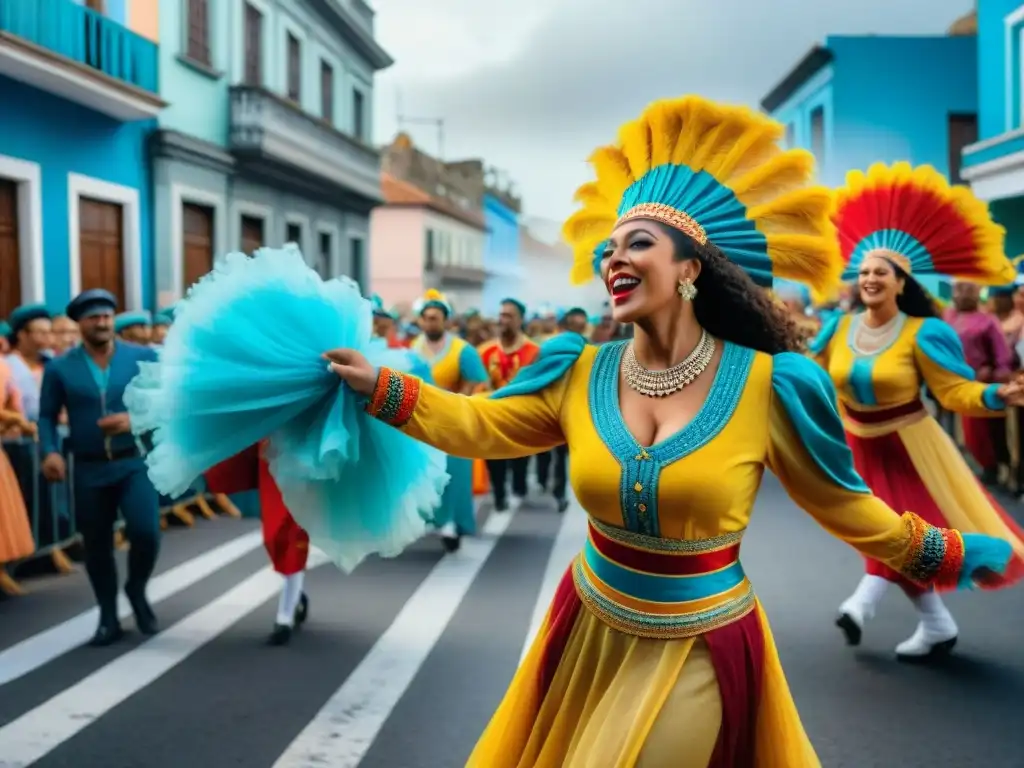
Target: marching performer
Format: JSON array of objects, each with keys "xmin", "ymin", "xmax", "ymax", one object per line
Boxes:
[
  {"xmin": 327, "ymin": 97, "xmax": 1018, "ymax": 765},
  {"xmin": 478, "ymin": 298, "xmax": 540, "ymax": 512},
  {"xmin": 370, "ymin": 294, "xmax": 405, "ymax": 349},
  {"xmin": 813, "ymin": 162, "xmax": 1024, "ymax": 660},
  {"xmin": 410, "ymin": 289, "xmax": 489, "ymax": 552},
  {"xmin": 205, "ymin": 444, "xmax": 310, "ymax": 645}
]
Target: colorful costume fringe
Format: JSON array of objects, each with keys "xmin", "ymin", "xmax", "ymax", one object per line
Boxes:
[
  {"xmin": 123, "ymin": 247, "xmax": 448, "ymax": 572},
  {"xmin": 819, "ymin": 162, "xmax": 1024, "ymax": 594}
]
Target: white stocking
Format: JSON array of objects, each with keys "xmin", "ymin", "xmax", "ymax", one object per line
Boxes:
[{"xmin": 276, "ymin": 571, "xmax": 305, "ymax": 627}]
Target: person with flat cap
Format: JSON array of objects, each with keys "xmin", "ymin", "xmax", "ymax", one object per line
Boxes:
[
  {"xmin": 151, "ymin": 307, "xmax": 174, "ymax": 347},
  {"xmin": 114, "ymin": 311, "xmax": 153, "ymax": 346},
  {"xmin": 38, "ymin": 289, "xmax": 162, "ymax": 646}
]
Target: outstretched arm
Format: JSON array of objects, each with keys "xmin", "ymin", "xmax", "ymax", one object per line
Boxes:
[
  {"xmin": 366, "ymin": 367, "xmax": 567, "ymax": 459},
  {"xmin": 914, "ymin": 318, "xmax": 1007, "ymax": 417},
  {"xmin": 343, "ymin": 334, "xmax": 588, "ymax": 460},
  {"xmin": 767, "ymin": 352, "xmax": 1011, "ymax": 590}
]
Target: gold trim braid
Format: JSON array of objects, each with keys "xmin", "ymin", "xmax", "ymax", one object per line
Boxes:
[{"xmin": 615, "ymin": 203, "xmax": 708, "ymax": 246}]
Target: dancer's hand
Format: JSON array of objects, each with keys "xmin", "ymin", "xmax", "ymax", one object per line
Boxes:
[
  {"xmin": 996, "ymin": 380, "xmax": 1024, "ymax": 407},
  {"xmin": 324, "ymin": 349, "xmax": 377, "ymax": 397}
]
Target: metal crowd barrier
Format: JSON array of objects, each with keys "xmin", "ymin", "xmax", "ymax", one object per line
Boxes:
[{"xmin": 2, "ymin": 436, "xmax": 79, "ymax": 566}]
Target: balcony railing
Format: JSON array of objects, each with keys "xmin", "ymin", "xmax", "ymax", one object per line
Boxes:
[
  {"xmin": 0, "ymin": 0, "xmax": 158, "ymax": 94},
  {"xmin": 229, "ymin": 86, "xmax": 383, "ymax": 204}
]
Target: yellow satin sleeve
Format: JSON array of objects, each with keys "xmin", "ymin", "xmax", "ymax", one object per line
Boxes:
[
  {"xmin": 913, "ymin": 348, "xmax": 1000, "ymax": 417},
  {"xmin": 765, "ymin": 384, "xmax": 962, "ymax": 586},
  {"xmin": 367, "ymin": 368, "xmax": 569, "ymax": 460}
]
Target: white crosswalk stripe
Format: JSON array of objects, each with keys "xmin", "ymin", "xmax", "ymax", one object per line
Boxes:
[{"xmin": 0, "ymin": 500, "xmax": 578, "ymax": 768}]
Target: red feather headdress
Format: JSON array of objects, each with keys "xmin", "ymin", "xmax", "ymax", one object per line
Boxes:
[{"xmin": 832, "ymin": 162, "xmax": 1015, "ymax": 285}]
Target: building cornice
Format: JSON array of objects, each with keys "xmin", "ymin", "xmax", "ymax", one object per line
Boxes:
[
  {"xmin": 149, "ymin": 130, "xmax": 236, "ymax": 174},
  {"xmin": 307, "ymin": 0, "xmax": 394, "ymax": 71},
  {"xmin": 760, "ymin": 45, "xmax": 833, "ymax": 113}
]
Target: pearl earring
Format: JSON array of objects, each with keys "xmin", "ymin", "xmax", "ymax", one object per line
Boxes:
[{"xmin": 677, "ymin": 278, "xmax": 697, "ymax": 301}]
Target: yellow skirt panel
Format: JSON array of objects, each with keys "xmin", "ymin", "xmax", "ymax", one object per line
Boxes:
[
  {"xmin": 898, "ymin": 417, "xmax": 1024, "ymax": 559},
  {"xmin": 467, "ymin": 601, "xmax": 820, "ymax": 768}
]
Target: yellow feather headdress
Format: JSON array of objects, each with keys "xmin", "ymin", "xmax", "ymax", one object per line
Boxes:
[
  {"xmin": 414, "ymin": 288, "xmax": 452, "ymax": 317},
  {"xmin": 832, "ymin": 162, "xmax": 1015, "ymax": 285},
  {"xmin": 561, "ymin": 95, "xmax": 842, "ymax": 299}
]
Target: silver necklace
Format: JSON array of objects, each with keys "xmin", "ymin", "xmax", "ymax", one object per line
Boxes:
[{"xmin": 622, "ymin": 330, "xmax": 715, "ymax": 398}]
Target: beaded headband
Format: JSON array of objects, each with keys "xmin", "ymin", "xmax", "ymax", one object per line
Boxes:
[
  {"xmin": 865, "ymin": 248, "xmax": 913, "ymax": 275},
  {"xmin": 615, "ymin": 203, "xmax": 708, "ymax": 246}
]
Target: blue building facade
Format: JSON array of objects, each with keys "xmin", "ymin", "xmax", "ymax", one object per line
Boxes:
[
  {"xmin": 0, "ymin": 0, "xmax": 162, "ymax": 318},
  {"xmin": 150, "ymin": 0, "xmax": 392, "ymax": 307},
  {"xmin": 763, "ymin": 34, "xmax": 978, "ymax": 299},
  {"xmin": 961, "ymin": 3, "xmax": 1024, "ymax": 261},
  {"xmin": 482, "ymin": 191, "xmax": 522, "ymax": 311}
]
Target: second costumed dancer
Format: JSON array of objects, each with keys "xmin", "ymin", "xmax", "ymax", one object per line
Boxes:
[{"xmin": 813, "ymin": 162, "xmax": 1024, "ymax": 659}]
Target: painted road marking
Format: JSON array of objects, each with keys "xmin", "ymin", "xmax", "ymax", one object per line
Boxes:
[
  {"xmin": 519, "ymin": 500, "xmax": 587, "ymax": 663},
  {"xmin": 0, "ymin": 551, "xmax": 329, "ymax": 768},
  {"xmin": 272, "ymin": 510, "xmax": 515, "ymax": 768},
  {"xmin": 0, "ymin": 530, "xmax": 264, "ymax": 686}
]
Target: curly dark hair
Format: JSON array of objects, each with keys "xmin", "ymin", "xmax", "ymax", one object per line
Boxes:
[
  {"xmin": 848, "ymin": 261, "xmax": 939, "ymax": 318},
  {"xmin": 654, "ymin": 222, "xmax": 805, "ymax": 355}
]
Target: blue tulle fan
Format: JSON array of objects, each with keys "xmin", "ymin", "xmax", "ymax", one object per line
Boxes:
[{"xmin": 124, "ymin": 247, "xmax": 449, "ymax": 572}]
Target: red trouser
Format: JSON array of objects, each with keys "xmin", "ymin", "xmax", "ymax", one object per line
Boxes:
[{"xmin": 205, "ymin": 445, "xmax": 309, "ymax": 575}]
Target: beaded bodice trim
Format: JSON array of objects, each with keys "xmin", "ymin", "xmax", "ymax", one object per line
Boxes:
[{"xmin": 588, "ymin": 339, "xmax": 755, "ymax": 536}]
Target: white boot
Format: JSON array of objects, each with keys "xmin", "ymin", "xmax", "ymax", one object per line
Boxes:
[
  {"xmin": 895, "ymin": 591, "xmax": 958, "ymax": 661},
  {"xmin": 275, "ymin": 571, "xmax": 306, "ymax": 627},
  {"xmin": 269, "ymin": 571, "xmax": 308, "ymax": 646},
  {"xmin": 836, "ymin": 574, "xmax": 890, "ymax": 645}
]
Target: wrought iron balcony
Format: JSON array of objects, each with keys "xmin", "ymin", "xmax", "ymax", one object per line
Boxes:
[
  {"xmin": 0, "ymin": 0, "xmax": 163, "ymax": 120},
  {"xmin": 229, "ymin": 85, "xmax": 383, "ymax": 206}
]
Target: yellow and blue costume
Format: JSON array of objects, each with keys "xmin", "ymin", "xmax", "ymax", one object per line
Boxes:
[
  {"xmin": 815, "ymin": 163, "xmax": 1024, "ymax": 657},
  {"xmin": 409, "ymin": 289, "xmax": 489, "ymax": 540},
  {"xmin": 363, "ymin": 98, "xmax": 1013, "ymax": 766}
]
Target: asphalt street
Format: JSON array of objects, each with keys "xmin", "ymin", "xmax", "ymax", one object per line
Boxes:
[{"xmin": 1, "ymin": 474, "xmax": 1022, "ymax": 768}]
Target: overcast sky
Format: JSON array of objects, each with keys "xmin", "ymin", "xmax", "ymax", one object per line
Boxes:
[{"xmin": 371, "ymin": 0, "xmax": 973, "ymax": 221}]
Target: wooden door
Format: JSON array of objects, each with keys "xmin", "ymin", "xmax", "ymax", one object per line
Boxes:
[
  {"xmin": 240, "ymin": 215, "xmax": 264, "ymax": 255},
  {"xmin": 79, "ymin": 197, "xmax": 125, "ymax": 308},
  {"xmin": 0, "ymin": 179, "xmax": 20, "ymax": 319},
  {"xmin": 183, "ymin": 203, "xmax": 214, "ymax": 289}
]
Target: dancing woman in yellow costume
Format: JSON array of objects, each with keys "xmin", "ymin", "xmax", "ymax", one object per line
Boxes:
[
  {"xmin": 327, "ymin": 99, "xmax": 1018, "ymax": 767},
  {"xmin": 813, "ymin": 163, "xmax": 1024, "ymax": 660}
]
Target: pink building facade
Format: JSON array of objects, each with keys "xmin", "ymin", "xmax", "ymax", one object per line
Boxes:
[
  {"xmin": 369, "ymin": 207, "xmax": 429, "ymax": 309},
  {"xmin": 369, "ymin": 174, "xmax": 487, "ymax": 314}
]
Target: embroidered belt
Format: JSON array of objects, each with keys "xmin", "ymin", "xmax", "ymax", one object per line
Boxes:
[
  {"xmin": 571, "ymin": 519, "xmax": 755, "ymax": 639},
  {"xmin": 842, "ymin": 399, "xmax": 927, "ymax": 438}
]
